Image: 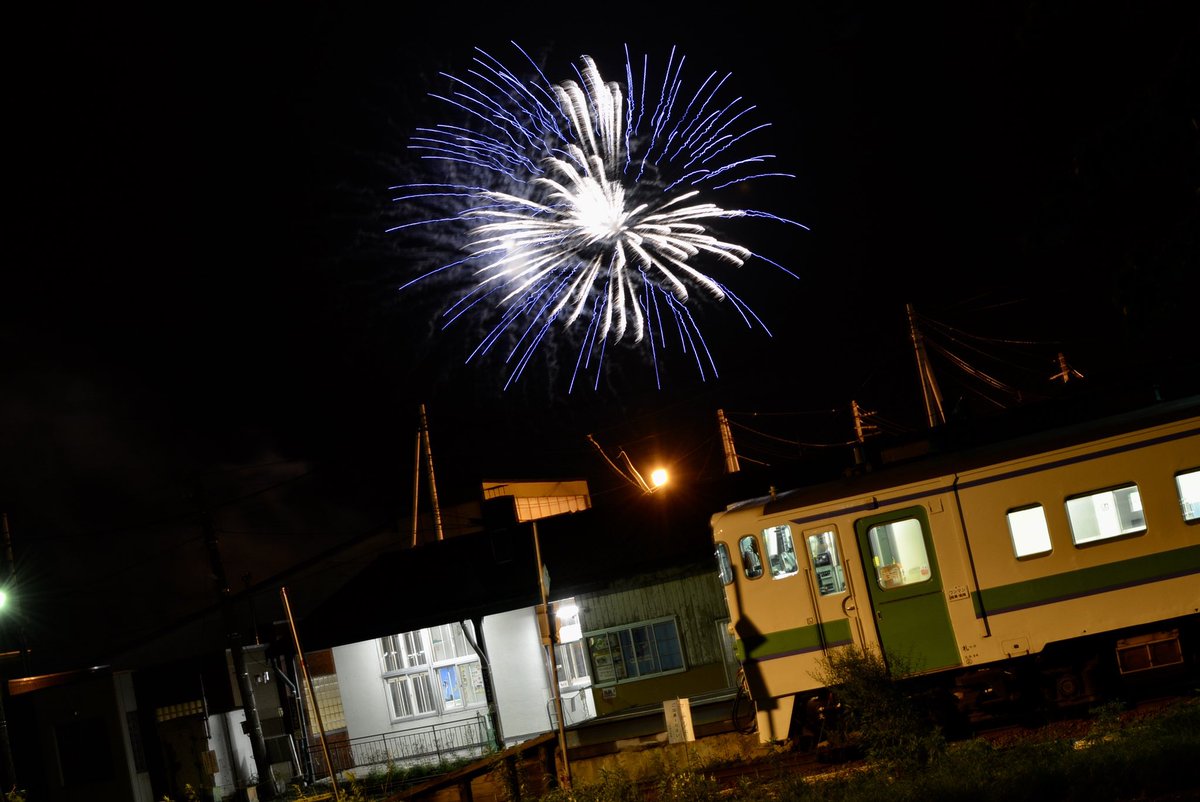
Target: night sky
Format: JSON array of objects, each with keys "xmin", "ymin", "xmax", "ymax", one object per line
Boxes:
[{"xmin": 4, "ymin": 3, "xmax": 1197, "ymax": 670}]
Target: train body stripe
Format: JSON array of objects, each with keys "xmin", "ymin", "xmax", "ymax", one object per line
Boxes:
[
  {"xmin": 976, "ymin": 544, "xmax": 1200, "ymax": 616},
  {"xmin": 735, "ymin": 618, "xmax": 854, "ymax": 663}
]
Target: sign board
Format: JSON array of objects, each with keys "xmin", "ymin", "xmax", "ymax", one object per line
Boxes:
[{"xmin": 664, "ymin": 698, "xmax": 694, "ymax": 743}]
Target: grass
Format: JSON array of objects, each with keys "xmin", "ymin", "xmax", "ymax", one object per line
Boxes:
[{"xmin": 523, "ymin": 695, "xmax": 1200, "ymax": 802}]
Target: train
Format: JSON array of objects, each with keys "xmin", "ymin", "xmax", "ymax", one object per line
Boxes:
[{"xmin": 710, "ymin": 395, "xmax": 1200, "ymax": 742}]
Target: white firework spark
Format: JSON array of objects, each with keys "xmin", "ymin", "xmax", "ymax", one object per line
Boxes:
[{"xmin": 391, "ymin": 43, "xmax": 806, "ymax": 390}]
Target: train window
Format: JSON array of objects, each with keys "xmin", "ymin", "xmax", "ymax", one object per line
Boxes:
[
  {"xmin": 1065, "ymin": 483, "xmax": 1146, "ymax": 545},
  {"xmin": 865, "ymin": 518, "xmax": 932, "ymax": 589},
  {"xmin": 806, "ymin": 528, "xmax": 847, "ymax": 595},
  {"xmin": 715, "ymin": 542, "xmax": 735, "ymax": 585},
  {"xmin": 738, "ymin": 535, "xmax": 764, "ymax": 579},
  {"xmin": 1177, "ymin": 469, "xmax": 1200, "ymax": 522},
  {"xmin": 763, "ymin": 525, "xmax": 800, "ymax": 579},
  {"xmin": 1007, "ymin": 505, "xmax": 1052, "ymax": 558}
]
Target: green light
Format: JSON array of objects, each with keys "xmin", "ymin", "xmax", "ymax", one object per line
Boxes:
[{"xmin": 0, "ymin": 589, "xmax": 7, "ymax": 609}]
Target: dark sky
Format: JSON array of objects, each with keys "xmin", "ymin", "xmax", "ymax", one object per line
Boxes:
[{"xmin": 4, "ymin": 3, "xmax": 1197, "ymax": 670}]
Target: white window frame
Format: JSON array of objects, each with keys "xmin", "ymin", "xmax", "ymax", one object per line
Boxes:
[
  {"xmin": 381, "ymin": 624, "xmax": 487, "ymax": 721},
  {"xmin": 381, "ymin": 630, "xmax": 438, "ymax": 721}
]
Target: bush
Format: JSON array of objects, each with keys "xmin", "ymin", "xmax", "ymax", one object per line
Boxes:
[{"xmin": 812, "ymin": 645, "xmax": 946, "ymax": 773}]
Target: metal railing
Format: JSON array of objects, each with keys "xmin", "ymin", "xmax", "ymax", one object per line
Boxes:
[
  {"xmin": 307, "ymin": 713, "xmax": 494, "ymax": 777},
  {"xmin": 546, "ymin": 688, "xmax": 593, "ymax": 728}
]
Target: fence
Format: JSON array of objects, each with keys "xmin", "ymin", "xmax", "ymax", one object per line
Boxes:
[{"xmin": 307, "ymin": 714, "xmax": 494, "ymax": 778}]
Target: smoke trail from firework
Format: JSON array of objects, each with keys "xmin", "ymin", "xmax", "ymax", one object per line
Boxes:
[{"xmin": 391, "ymin": 43, "xmax": 806, "ymax": 390}]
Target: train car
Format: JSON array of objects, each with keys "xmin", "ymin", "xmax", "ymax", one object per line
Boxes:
[{"xmin": 711, "ymin": 396, "xmax": 1200, "ymax": 743}]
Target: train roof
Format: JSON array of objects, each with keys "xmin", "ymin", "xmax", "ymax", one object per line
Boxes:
[{"xmin": 718, "ymin": 392, "xmax": 1200, "ymax": 520}]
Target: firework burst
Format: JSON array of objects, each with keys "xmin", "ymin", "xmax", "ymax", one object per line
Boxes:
[{"xmin": 390, "ymin": 43, "xmax": 806, "ymax": 390}]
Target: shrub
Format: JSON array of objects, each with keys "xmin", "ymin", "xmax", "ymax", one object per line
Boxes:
[{"xmin": 813, "ymin": 645, "xmax": 946, "ymax": 773}]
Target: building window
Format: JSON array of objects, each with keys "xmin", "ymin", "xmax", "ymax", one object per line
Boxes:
[
  {"xmin": 806, "ymin": 528, "xmax": 846, "ymax": 595},
  {"xmin": 1066, "ymin": 484, "xmax": 1146, "ymax": 545},
  {"xmin": 304, "ymin": 673, "xmax": 347, "ymax": 734},
  {"xmin": 763, "ymin": 524, "xmax": 799, "ymax": 579},
  {"xmin": 586, "ymin": 617, "xmax": 685, "ymax": 685},
  {"xmin": 429, "ymin": 623, "xmax": 472, "ymax": 663},
  {"xmin": 437, "ymin": 662, "xmax": 486, "ymax": 711},
  {"xmin": 715, "ymin": 542, "xmax": 734, "ymax": 586},
  {"xmin": 1177, "ymin": 468, "xmax": 1200, "ymax": 522},
  {"xmin": 555, "ymin": 640, "xmax": 593, "ymax": 690},
  {"xmin": 382, "ymin": 631, "xmax": 428, "ymax": 673},
  {"xmin": 1007, "ymin": 505, "xmax": 1052, "ymax": 558},
  {"xmin": 381, "ymin": 625, "xmax": 485, "ymax": 720},
  {"xmin": 738, "ymin": 535, "xmax": 763, "ymax": 579},
  {"xmin": 865, "ymin": 517, "xmax": 932, "ymax": 589}
]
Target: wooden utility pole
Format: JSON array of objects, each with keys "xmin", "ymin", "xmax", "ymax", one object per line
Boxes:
[
  {"xmin": 717, "ymin": 409, "xmax": 741, "ymax": 474},
  {"xmin": 280, "ymin": 587, "xmax": 339, "ymax": 799},
  {"xmin": 532, "ymin": 521, "xmax": 571, "ymax": 790},
  {"xmin": 412, "ymin": 403, "xmax": 446, "ymax": 545},
  {"xmin": 906, "ymin": 303, "xmax": 946, "ymax": 428}
]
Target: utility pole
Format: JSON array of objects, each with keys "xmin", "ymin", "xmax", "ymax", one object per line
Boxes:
[
  {"xmin": 412, "ymin": 404, "xmax": 446, "ymax": 545},
  {"xmin": 850, "ymin": 400, "xmax": 878, "ymax": 468},
  {"xmin": 280, "ymin": 587, "xmax": 339, "ymax": 799},
  {"xmin": 533, "ymin": 521, "xmax": 570, "ymax": 789},
  {"xmin": 906, "ymin": 303, "xmax": 946, "ymax": 428},
  {"xmin": 717, "ymin": 409, "xmax": 741, "ymax": 474},
  {"xmin": 198, "ymin": 490, "xmax": 277, "ymax": 800},
  {"xmin": 1050, "ymin": 352, "xmax": 1085, "ymax": 384}
]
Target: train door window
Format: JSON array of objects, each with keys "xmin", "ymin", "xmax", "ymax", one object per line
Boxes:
[
  {"xmin": 806, "ymin": 528, "xmax": 847, "ymax": 595},
  {"xmin": 715, "ymin": 542, "xmax": 735, "ymax": 585},
  {"xmin": 1007, "ymin": 505, "xmax": 1052, "ymax": 558},
  {"xmin": 1066, "ymin": 483, "xmax": 1146, "ymax": 545},
  {"xmin": 1177, "ymin": 468, "xmax": 1200, "ymax": 522},
  {"xmin": 763, "ymin": 524, "xmax": 800, "ymax": 579},
  {"xmin": 865, "ymin": 517, "xmax": 932, "ymax": 589},
  {"xmin": 738, "ymin": 535, "xmax": 764, "ymax": 579}
]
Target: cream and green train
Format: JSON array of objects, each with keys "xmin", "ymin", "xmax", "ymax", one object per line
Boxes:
[{"xmin": 711, "ymin": 397, "xmax": 1200, "ymax": 742}]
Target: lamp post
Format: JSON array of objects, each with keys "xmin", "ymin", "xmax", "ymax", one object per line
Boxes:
[{"xmin": 531, "ymin": 520, "xmax": 571, "ymax": 789}]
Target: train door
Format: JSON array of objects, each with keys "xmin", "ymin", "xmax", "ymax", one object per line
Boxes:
[
  {"xmin": 854, "ymin": 506, "xmax": 960, "ymax": 674},
  {"xmin": 799, "ymin": 525, "xmax": 862, "ymax": 650}
]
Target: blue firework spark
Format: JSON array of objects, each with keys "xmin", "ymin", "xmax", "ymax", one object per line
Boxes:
[{"xmin": 390, "ymin": 43, "xmax": 806, "ymax": 390}]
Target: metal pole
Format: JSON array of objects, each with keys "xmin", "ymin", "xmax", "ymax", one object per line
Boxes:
[
  {"xmin": 280, "ymin": 586, "xmax": 340, "ymax": 798},
  {"xmin": 532, "ymin": 521, "xmax": 570, "ymax": 788}
]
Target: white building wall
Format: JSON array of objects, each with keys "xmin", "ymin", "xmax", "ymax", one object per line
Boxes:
[
  {"xmin": 483, "ymin": 607, "xmax": 555, "ymax": 744},
  {"xmin": 333, "ymin": 639, "xmax": 394, "ymax": 739},
  {"xmin": 209, "ymin": 710, "xmax": 255, "ymax": 798}
]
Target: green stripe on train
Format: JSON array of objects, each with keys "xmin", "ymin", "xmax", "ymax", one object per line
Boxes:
[
  {"xmin": 735, "ymin": 618, "xmax": 854, "ymax": 662},
  {"xmin": 976, "ymin": 544, "xmax": 1200, "ymax": 616}
]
